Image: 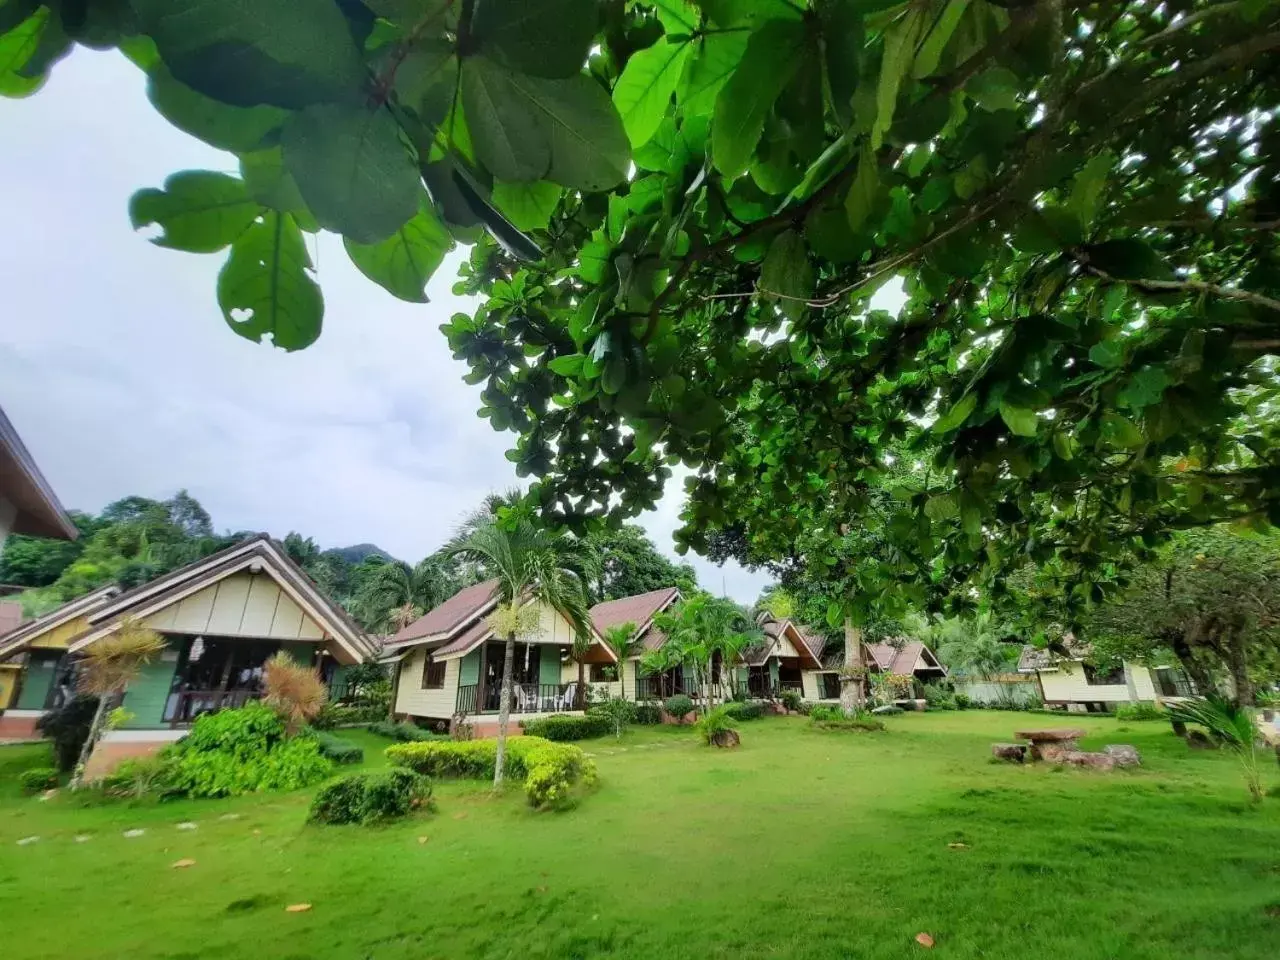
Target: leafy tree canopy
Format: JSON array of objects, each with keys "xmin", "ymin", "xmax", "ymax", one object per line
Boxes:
[
  {"xmin": 6, "ymin": 0, "xmax": 1279, "ymax": 627},
  {"xmin": 585, "ymin": 523, "xmax": 698, "ymax": 602}
]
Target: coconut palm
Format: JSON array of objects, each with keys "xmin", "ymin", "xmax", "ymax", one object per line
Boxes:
[
  {"xmin": 1167, "ymin": 695, "xmax": 1264, "ymax": 802},
  {"xmin": 598, "ymin": 621, "xmax": 641, "ymax": 700},
  {"xmin": 355, "ymin": 558, "xmax": 455, "ymax": 633},
  {"xmin": 70, "ymin": 618, "xmax": 167, "ymax": 788},
  {"xmin": 445, "ymin": 519, "xmax": 593, "ymax": 786}
]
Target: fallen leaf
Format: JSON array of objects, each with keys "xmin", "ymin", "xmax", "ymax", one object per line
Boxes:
[
  {"xmin": 285, "ymin": 903, "xmax": 312, "ymax": 913},
  {"xmin": 172, "ymin": 859, "xmax": 197, "ymax": 869},
  {"xmin": 417, "ymin": 836, "xmax": 430, "ymax": 845},
  {"xmin": 915, "ymin": 933, "xmax": 935, "ymax": 948}
]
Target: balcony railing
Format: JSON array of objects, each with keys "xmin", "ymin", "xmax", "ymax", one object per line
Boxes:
[
  {"xmin": 634, "ymin": 675, "xmax": 697, "ymax": 701},
  {"xmin": 164, "ymin": 689, "xmax": 260, "ymax": 726},
  {"xmin": 456, "ymin": 683, "xmax": 579, "ymax": 715}
]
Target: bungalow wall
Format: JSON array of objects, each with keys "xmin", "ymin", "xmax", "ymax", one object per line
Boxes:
[
  {"xmin": 395, "ymin": 648, "xmax": 470, "ymax": 720},
  {"xmin": 1038, "ymin": 661, "xmax": 1158, "ymax": 706},
  {"xmin": 952, "ymin": 675, "xmax": 1040, "ymax": 705}
]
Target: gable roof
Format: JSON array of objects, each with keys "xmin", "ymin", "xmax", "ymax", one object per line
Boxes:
[
  {"xmin": 0, "ymin": 601, "xmax": 23, "ymax": 638},
  {"xmin": 0, "ymin": 404, "xmax": 77, "ymax": 540},
  {"xmin": 0, "ymin": 584, "xmax": 120, "ymax": 661},
  {"xmin": 387, "ymin": 579, "xmax": 501, "ymax": 649},
  {"xmin": 866, "ymin": 640, "xmax": 948, "ymax": 677},
  {"xmin": 590, "ymin": 587, "xmax": 681, "ymax": 653},
  {"xmin": 66, "ymin": 536, "xmax": 374, "ymax": 663},
  {"xmin": 745, "ymin": 615, "xmax": 823, "ymax": 669}
]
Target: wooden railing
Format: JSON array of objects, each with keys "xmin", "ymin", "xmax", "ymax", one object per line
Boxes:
[
  {"xmin": 455, "ymin": 683, "xmax": 578, "ymax": 715},
  {"xmin": 634, "ymin": 675, "xmax": 696, "ymax": 701},
  {"xmin": 164, "ymin": 689, "xmax": 261, "ymax": 726}
]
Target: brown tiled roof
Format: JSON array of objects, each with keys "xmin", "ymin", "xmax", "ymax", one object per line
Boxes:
[
  {"xmin": 0, "ymin": 584, "xmax": 119, "ymax": 661},
  {"xmin": 0, "ymin": 601, "xmax": 23, "ymax": 638},
  {"xmin": 866, "ymin": 640, "xmax": 947, "ymax": 676},
  {"xmin": 435, "ymin": 617, "xmax": 492, "ymax": 657},
  {"xmin": 389, "ymin": 579, "xmax": 500, "ymax": 646},
  {"xmin": 590, "ymin": 587, "xmax": 679, "ymax": 651}
]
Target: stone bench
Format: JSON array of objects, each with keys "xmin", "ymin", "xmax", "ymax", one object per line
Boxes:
[
  {"xmin": 992, "ymin": 743, "xmax": 1028, "ymax": 763},
  {"xmin": 1014, "ymin": 728, "xmax": 1086, "ymax": 761}
]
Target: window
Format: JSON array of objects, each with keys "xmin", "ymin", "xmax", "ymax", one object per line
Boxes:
[
  {"xmin": 821, "ymin": 673, "xmax": 841, "ymax": 700},
  {"xmin": 589, "ymin": 663, "xmax": 618, "ymax": 682},
  {"xmin": 1083, "ymin": 662, "xmax": 1124, "ymax": 686},
  {"xmin": 422, "ymin": 655, "xmax": 446, "ymax": 689}
]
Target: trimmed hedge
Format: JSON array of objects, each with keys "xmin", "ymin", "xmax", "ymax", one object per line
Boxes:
[
  {"xmin": 664, "ymin": 694, "xmax": 694, "ymax": 719},
  {"xmin": 309, "ymin": 769, "xmax": 432, "ymax": 825},
  {"xmin": 386, "ymin": 736, "xmax": 596, "ymax": 809},
  {"xmin": 633, "ymin": 704, "xmax": 662, "ymax": 725},
  {"xmin": 18, "ymin": 767, "xmax": 59, "ymax": 794},
  {"xmin": 522, "ymin": 713, "xmax": 612, "ymax": 741},
  {"xmin": 722, "ymin": 701, "xmax": 765, "ymax": 721},
  {"xmin": 367, "ymin": 721, "xmax": 447, "ymax": 742},
  {"xmin": 314, "ymin": 732, "xmax": 365, "ymax": 764}
]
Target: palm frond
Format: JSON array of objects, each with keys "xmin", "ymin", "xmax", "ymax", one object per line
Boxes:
[
  {"xmin": 263, "ymin": 652, "xmax": 327, "ymax": 734},
  {"xmin": 77, "ymin": 618, "xmax": 167, "ymax": 696}
]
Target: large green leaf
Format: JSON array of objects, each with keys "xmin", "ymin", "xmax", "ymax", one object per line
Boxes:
[
  {"xmin": 363, "ymin": 0, "xmax": 451, "ymax": 28},
  {"xmin": 463, "ymin": 57, "xmax": 630, "ymax": 190},
  {"xmin": 818, "ymin": 0, "xmax": 862, "ymax": 128},
  {"xmin": 872, "ymin": 6, "xmax": 926, "ymax": 148},
  {"xmin": 0, "ymin": 4, "xmax": 45, "ymax": 97},
  {"xmin": 677, "ymin": 30, "xmax": 747, "ymax": 118},
  {"xmin": 217, "ymin": 212, "xmax": 323, "ymax": 352},
  {"xmin": 1086, "ymin": 238, "xmax": 1175, "ymax": 281},
  {"xmin": 912, "ymin": 0, "xmax": 969, "ymax": 78},
  {"xmin": 933, "ymin": 393, "xmax": 977, "ymax": 433},
  {"xmin": 132, "ymin": 0, "xmax": 366, "ymax": 108},
  {"xmin": 344, "ymin": 202, "xmax": 453, "ymax": 303},
  {"xmin": 469, "ymin": 0, "xmax": 598, "ymax": 79},
  {"xmin": 492, "ymin": 180, "xmax": 562, "ymax": 232},
  {"xmin": 147, "ymin": 64, "xmax": 287, "ymax": 152},
  {"xmin": 613, "ymin": 39, "xmax": 690, "ymax": 148},
  {"xmin": 239, "ymin": 148, "xmax": 319, "ymax": 231},
  {"xmin": 760, "ymin": 229, "xmax": 812, "ymax": 322},
  {"xmin": 844, "ymin": 144, "xmax": 880, "ymax": 233},
  {"xmin": 129, "ymin": 171, "xmax": 262, "ymax": 253},
  {"xmin": 998, "ymin": 401, "xmax": 1038, "ymax": 437},
  {"xmin": 281, "ymin": 103, "xmax": 421, "ymax": 244},
  {"xmin": 712, "ymin": 19, "xmax": 805, "ymax": 177}
]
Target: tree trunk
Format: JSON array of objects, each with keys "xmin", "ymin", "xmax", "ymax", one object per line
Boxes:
[
  {"xmin": 1170, "ymin": 626, "xmax": 1215, "ymax": 696},
  {"xmin": 493, "ymin": 633, "xmax": 516, "ymax": 787},
  {"xmin": 70, "ymin": 694, "xmax": 110, "ymax": 791},
  {"xmin": 841, "ymin": 619, "xmax": 866, "ymax": 717},
  {"xmin": 576, "ymin": 658, "xmax": 586, "ymax": 709},
  {"xmin": 1224, "ymin": 629, "xmax": 1254, "ymax": 706}
]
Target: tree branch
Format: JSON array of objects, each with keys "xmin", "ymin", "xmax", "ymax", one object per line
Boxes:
[{"xmin": 1077, "ymin": 259, "xmax": 1280, "ymax": 314}]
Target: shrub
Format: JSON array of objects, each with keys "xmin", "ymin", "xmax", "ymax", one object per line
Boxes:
[
  {"xmin": 780, "ymin": 690, "xmax": 802, "ymax": 713},
  {"xmin": 313, "ymin": 703, "xmax": 385, "ymax": 729},
  {"xmin": 871, "ymin": 704, "xmax": 904, "ymax": 715},
  {"xmin": 309, "ymin": 768, "xmax": 432, "ymax": 825},
  {"xmin": 722, "ymin": 701, "xmax": 765, "ymax": 721},
  {"xmin": 164, "ymin": 703, "xmax": 334, "ymax": 798},
  {"xmin": 367, "ymin": 720, "xmax": 446, "ymax": 742},
  {"xmin": 694, "ymin": 706, "xmax": 739, "ymax": 745},
  {"xmin": 101, "ymin": 756, "xmax": 174, "ymax": 799},
  {"xmin": 263, "ymin": 652, "xmax": 328, "ymax": 734},
  {"xmin": 18, "ymin": 767, "xmax": 59, "ymax": 794},
  {"xmin": 663, "ymin": 694, "xmax": 694, "ymax": 720},
  {"xmin": 922, "ymin": 682, "xmax": 957, "ymax": 710},
  {"xmin": 523, "ymin": 713, "xmax": 612, "ymax": 741},
  {"xmin": 313, "ymin": 732, "xmax": 365, "ymax": 764},
  {"xmin": 633, "ymin": 703, "xmax": 662, "ymax": 725},
  {"xmin": 386, "ymin": 736, "xmax": 596, "ymax": 809},
  {"xmin": 1115, "ymin": 701, "xmax": 1165, "ymax": 721},
  {"xmin": 954, "ymin": 693, "xmax": 972, "ymax": 710},
  {"xmin": 586, "ymin": 698, "xmax": 635, "ymax": 739},
  {"xmin": 35, "ymin": 695, "xmax": 99, "ymax": 772}
]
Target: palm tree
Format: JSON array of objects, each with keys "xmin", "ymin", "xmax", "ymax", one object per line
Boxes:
[
  {"xmin": 355, "ymin": 558, "xmax": 455, "ymax": 633},
  {"xmin": 446, "ymin": 519, "xmax": 594, "ymax": 786},
  {"xmin": 599, "ymin": 621, "xmax": 641, "ymax": 701},
  {"xmin": 1168, "ymin": 695, "xmax": 1264, "ymax": 802},
  {"xmin": 70, "ymin": 618, "xmax": 167, "ymax": 789}
]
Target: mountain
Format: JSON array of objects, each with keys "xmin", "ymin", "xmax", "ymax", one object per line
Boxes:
[{"xmin": 327, "ymin": 543, "xmax": 396, "ymax": 565}]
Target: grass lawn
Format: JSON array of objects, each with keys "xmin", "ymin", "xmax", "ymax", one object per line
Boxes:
[{"xmin": 1, "ymin": 712, "xmax": 1278, "ymax": 959}]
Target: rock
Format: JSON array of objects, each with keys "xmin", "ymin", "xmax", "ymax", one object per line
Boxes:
[
  {"xmin": 38, "ymin": 789, "xmax": 58, "ymax": 801},
  {"xmin": 122, "ymin": 829, "xmax": 146, "ymax": 838},
  {"xmin": 1061, "ymin": 751, "xmax": 1116, "ymax": 771},
  {"xmin": 16, "ymin": 836, "xmax": 39, "ymax": 846},
  {"xmin": 1186, "ymin": 730, "xmax": 1217, "ymax": 749},
  {"xmin": 915, "ymin": 932, "xmax": 935, "ymax": 948},
  {"xmin": 285, "ymin": 904, "xmax": 312, "ymax": 913},
  {"xmin": 709, "ymin": 728, "xmax": 741, "ymax": 748},
  {"xmin": 1103, "ymin": 744, "xmax": 1141, "ymax": 767},
  {"xmin": 992, "ymin": 743, "xmax": 1027, "ymax": 763},
  {"xmin": 172, "ymin": 859, "xmax": 197, "ymax": 869},
  {"xmin": 176, "ymin": 822, "xmax": 198, "ymax": 831}
]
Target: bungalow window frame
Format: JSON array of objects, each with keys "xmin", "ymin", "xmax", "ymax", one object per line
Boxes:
[
  {"xmin": 422, "ymin": 653, "xmax": 446, "ymax": 690},
  {"xmin": 1082, "ymin": 662, "xmax": 1125, "ymax": 686}
]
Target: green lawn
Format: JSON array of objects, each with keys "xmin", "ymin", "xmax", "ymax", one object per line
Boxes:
[{"xmin": 1, "ymin": 713, "xmax": 1277, "ymax": 960}]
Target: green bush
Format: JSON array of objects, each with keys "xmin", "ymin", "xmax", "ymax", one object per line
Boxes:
[
  {"xmin": 35, "ymin": 695, "xmax": 99, "ymax": 772},
  {"xmin": 367, "ymin": 720, "xmax": 446, "ymax": 742},
  {"xmin": 18, "ymin": 767, "xmax": 59, "ymax": 794},
  {"xmin": 586, "ymin": 698, "xmax": 636, "ymax": 739},
  {"xmin": 386, "ymin": 736, "xmax": 596, "ymax": 809},
  {"xmin": 522, "ymin": 713, "xmax": 612, "ymax": 741},
  {"xmin": 309, "ymin": 768, "xmax": 432, "ymax": 825},
  {"xmin": 100, "ymin": 757, "xmax": 175, "ymax": 800},
  {"xmin": 695, "ymin": 706, "xmax": 739, "ymax": 745},
  {"xmin": 164, "ymin": 703, "xmax": 333, "ymax": 798},
  {"xmin": 663, "ymin": 694, "xmax": 694, "ymax": 720},
  {"xmin": 314, "ymin": 731, "xmax": 365, "ymax": 764},
  {"xmin": 1115, "ymin": 701, "xmax": 1165, "ymax": 721},
  {"xmin": 954, "ymin": 693, "xmax": 972, "ymax": 710},
  {"xmin": 722, "ymin": 701, "xmax": 765, "ymax": 721},
  {"xmin": 633, "ymin": 703, "xmax": 662, "ymax": 725},
  {"xmin": 312, "ymin": 703, "xmax": 385, "ymax": 729},
  {"xmin": 922, "ymin": 683, "xmax": 957, "ymax": 710},
  {"xmin": 780, "ymin": 690, "xmax": 802, "ymax": 713}
]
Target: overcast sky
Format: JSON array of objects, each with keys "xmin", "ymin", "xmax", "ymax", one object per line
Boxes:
[{"xmin": 0, "ymin": 50, "xmax": 774, "ymax": 601}]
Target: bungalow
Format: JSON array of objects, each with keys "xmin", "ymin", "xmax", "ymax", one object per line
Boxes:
[
  {"xmin": 1017, "ymin": 644, "xmax": 1195, "ymax": 712},
  {"xmin": 589, "ymin": 586, "xmax": 684, "ymax": 701},
  {"xmin": 0, "ymin": 535, "xmax": 374, "ymax": 773},
  {"xmin": 800, "ymin": 634, "xmax": 948, "ymax": 704},
  {"xmin": 743, "ymin": 615, "xmax": 824, "ymax": 699},
  {"xmin": 384, "ymin": 580, "xmax": 617, "ymax": 735}
]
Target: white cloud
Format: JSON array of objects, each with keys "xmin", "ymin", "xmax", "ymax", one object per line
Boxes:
[{"xmin": 0, "ymin": 50, "xmax": 769, "ymax": 603}]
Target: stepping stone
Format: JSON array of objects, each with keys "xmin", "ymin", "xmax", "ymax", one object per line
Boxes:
[
  {"xmin": 1103, "ymin": 744, "xmax": 1141, "ymax": 767},
  {"xmin": 219, "ymin": 813, "xmax": 242, "ymax": 821},
  {"xmin": 123, "ymin": 829, "xmax": 146, "ymax": 838},
  {"xmin": 417, "ymin": 836, "xmax": 430, "ymax": 845},
  {"xmin": 172, "ymin": 859, "xmax": 196, "ymax": 869},
  {"xmin": 74, "ymin": 835, "xmax": 91, "ymax": 843},
  {"xmin": 947, "ymin": 842, "xmax": 969, "ymax": 850},
  {"xmin": 285, "ymin": 903, "xmax": 312, "ymax": 913},
  {"xmin": 16, "ymin": 836, "xmax": 39, "ymax": 846},
  {"xmin": 915, "ymin": 932, "xmax": 935, "ymax": 949},
  {"xmin": 176, "ymin": 822, "xmax": 198, "ymax": 831}
]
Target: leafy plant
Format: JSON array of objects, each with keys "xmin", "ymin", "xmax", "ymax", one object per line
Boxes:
[
  {"xmin": 586, "ymin": 698, "xmax": 635, "ymax": 740},
  {"xmin": 722, "ymin": 701, "xmax": 765, "ymax": 722},
  {"xmin": 522, "ymin": 713, "xmax": 613, "ymax": 742},
  {"xmin": 309, "ymin": 769, "xmax": 432, "ymax": 825},
  {"xmin": 663, "ymin": 694, "xmax": 694, "ymax": 721},
  {"xmin": 101, "ymin": 757, "xmax": 174, "ymax": 800},
  {"xmin": 870, "ymin": 673, "xmax": 916, "ymax": 708},
  {"xmin": 313, "ymin": 732, "xmax": 365, "ymax": 765},
  {"xmin": 780, "ymin": 690, "xmax": 802, "ymax": 713},
  {"xmin": 35, "ymin": 695, "xmax": 99, "ymax": 772},
  {"xmin": 1167, "ymin": 696, "xmax": 1264, "ymax": 803},
  {"xmin": 632, "ymin": 703, "xmax": 662, "ymax": 725},
  {"xmin": 18, "ymin": 767, "xmax": 59, "ymax": 794},
  {"xmin": 262, "ymin": 652, "xmax": 328, "ymax": 734},
  {"xmin": 1115, "ymin": 701, "xmax": 1165, "ymax": 722},
  {"xmin": 694, "ymin": 706, "xmax": 739, "ymax": 747},
  {"xmin": 366, "ymin": 720, "xmax": 445, "ymax": 743}
]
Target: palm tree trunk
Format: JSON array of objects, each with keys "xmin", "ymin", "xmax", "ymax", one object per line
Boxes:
[
  {"xmin": 70, "ymin": 694, "xmax": 110, "ymax": 790},
  {"xmin": 841, "ymin": 619, "xmax": 865, "ymax": 717},
  {"xmin": 576, "ymin": 659, "xmax": 586, "ymax": 710},
  {"xmin": 493, "ymin": 633, "xmax": 516, "ymax": 787}
]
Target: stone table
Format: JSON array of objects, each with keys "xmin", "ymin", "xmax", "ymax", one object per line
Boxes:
[{"xmin": 1014, "ymin": 728, "xmax": 1087, "ymax": 762}]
